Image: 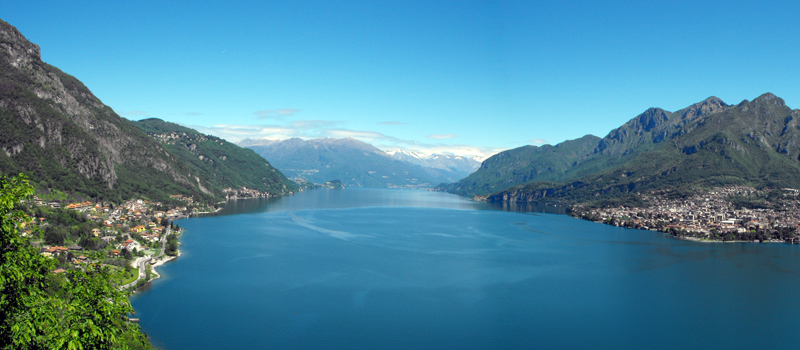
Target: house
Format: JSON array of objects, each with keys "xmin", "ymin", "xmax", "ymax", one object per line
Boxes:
[
  {"xmin": 45, "ymin": 246, "xmax": 68, "ymax": 254},
  {"xmin": 119, "ymin": 239, "xmax": 141, "ymax": 251}
]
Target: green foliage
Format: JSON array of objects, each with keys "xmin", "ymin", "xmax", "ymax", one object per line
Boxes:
[
  {"xmin": 0, "ymin": 174, "xmax": 154, "ymax": 349},
  {"xmin": 165, "ymin": 233, "xmax": 179, "ymax": 256}
]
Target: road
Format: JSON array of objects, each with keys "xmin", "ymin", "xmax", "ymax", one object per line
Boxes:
[{"xmin": 118, "ymin": 225, "xmax": 172, "ymax": 290}]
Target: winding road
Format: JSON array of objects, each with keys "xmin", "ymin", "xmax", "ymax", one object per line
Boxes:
[{"xmin": 119, "ymin": 226, "xmax": 172, "ymax": 290}]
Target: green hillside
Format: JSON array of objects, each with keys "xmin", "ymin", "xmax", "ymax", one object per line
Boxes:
[
  {"xmin": 135, "ymin": 118, "xmax": 297, "ymax": 197},
  {"xmin": 438, "ymin": 135, "xmax": 600, "ymax": 197},
  {"xmin": 485, "ymin": 93, "xmax": 800, "ymax": 207}
]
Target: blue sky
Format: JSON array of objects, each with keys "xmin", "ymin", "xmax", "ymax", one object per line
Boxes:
[{"xmin": 5, "ymin": 1, "xmax": 800, "ymax": 158}]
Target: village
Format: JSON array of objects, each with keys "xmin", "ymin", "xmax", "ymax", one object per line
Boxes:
[
  {"xmin": 573, "ymin": 186, "xmax": 800, "ymax": 243},
  {"xmin": 27, "ymin": 193, "xmax": 210, "ymax": 289}
]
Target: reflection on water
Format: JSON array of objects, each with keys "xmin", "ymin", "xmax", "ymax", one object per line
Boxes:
[{"xmin": 212, "ymin": 188, "xmax": 567, "ymax": 216}]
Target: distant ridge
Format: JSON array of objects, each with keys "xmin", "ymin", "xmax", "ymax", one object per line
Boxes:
[{"xmin": 239, "ymin": 137, "xmax": 476, "ymax": 188}]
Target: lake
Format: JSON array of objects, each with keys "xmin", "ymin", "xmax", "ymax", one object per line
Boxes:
[{"xmin": 130, "ymin": 188, "xmax": 800, "ymax": 349}]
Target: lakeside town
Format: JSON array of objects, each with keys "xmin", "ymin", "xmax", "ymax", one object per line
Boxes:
[
  {"xmin": 25, "ymin": 193, "xmax": 213, "ymax": 290},
  {"xmin": 572, "ymin": 186, "xmax": 800, "ymax": 243}
]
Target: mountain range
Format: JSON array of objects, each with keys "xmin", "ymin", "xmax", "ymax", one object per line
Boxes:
[
  {"xmin": 441, "ymin": 93, "xmax": 800, "ymax": 208},
  {"xmin": 386, "ymin": 149, "xmax": 481, "ymax": 177},
  {"xmin": 239, "ymin": 137, "xmax": 480, "ymax": 188},
  {"xmin": 0, "ymin": 19, "xmax": 296, "ymax": 203}
]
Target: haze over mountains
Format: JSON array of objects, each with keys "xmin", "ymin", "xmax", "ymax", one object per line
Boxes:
[
  {"xmin": 239, "ymin": 137, "xmax": 480, "ymax": 188},
  {"xmin": 440, "ymin": 93, "xmax": 800, "ymax": 207},
  {"xmin": 0, "ymin": 19, "xmax": 296, "ymax": 203}
]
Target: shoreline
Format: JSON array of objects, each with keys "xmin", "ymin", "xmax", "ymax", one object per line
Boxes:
[
  {"xmin": 126, "ymin": 253, "xmax": 179, "ymax": 293},
  {"xmin": 574, "ymin": 214, "xmax": 793, "ymax": 244},
  {"xmin": 147, "ymin": 253, "xmax": 178, "ymax": 279}
]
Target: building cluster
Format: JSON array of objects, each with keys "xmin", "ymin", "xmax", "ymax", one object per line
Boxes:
[
  {"xmin": 31, "ymin": 195, "xmax": 198, "ymax": 265},
  {"xmin": 574, "ymin": 186, "xmax": 800, "ymax": 242},
  {"xmin": 222, "ymin": 187, "xmax": 273, "ymax": 199},
  {"xmin": 149, "ymin": 131, "xmax": 211, "ymax": 144}
]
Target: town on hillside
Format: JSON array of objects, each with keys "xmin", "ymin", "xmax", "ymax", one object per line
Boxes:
[
  {"xmin": 25, "ymin": 194, "xmax": 209, "ymax": 290},
  {"xmin": 573, "ymin": 186, "xmax": 800, "ymax": 243}
]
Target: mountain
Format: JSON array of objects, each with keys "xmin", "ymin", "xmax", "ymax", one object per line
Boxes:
[
  {"xmin": 474, "ymin": 93, "xmax": 800, "ymax": 207},
  {"xmin": 387, "ymin": 149, "xmax": 481, "ymax": 180},
  {"xmin": 135, "ymin": 118, "xmax": 297, "ymax": 198},
  {"xmin": 239, "ymin": 137, "xmax": 466, "ymax": 188},
  {"xmin": 437, "ymin": 135, "xmax": 600, "ymax": 197},
  {"xmin": 0, "ymin": 19, "xmax": 295, "ymax": 203}
]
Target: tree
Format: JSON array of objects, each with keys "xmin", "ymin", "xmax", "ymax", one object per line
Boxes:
[
  {"xmin": 0, "ymin": 174, "xmax": 151, "ymax": 349},
  {"xmin": 44, "ymin": 225, "xmax": 67, "ymax": 245}
]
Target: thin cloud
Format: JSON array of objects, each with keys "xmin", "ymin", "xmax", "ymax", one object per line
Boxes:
[
  {"xmin": 428, "ymin": 134, "xmax": 457, "ymax": 139},
  {"xmin": 326, "ymin": 129, "xmax": 403, "ymax": 142},
  {"xmin": 254, "ymin": 109, "xmax": 301, "ymax": 120},
  {"xmin": 528, "ymin": 139, "xmax": 548, "ymax": 145}
]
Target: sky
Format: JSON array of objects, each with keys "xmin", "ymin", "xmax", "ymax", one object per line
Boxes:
[{"xmin": 4, "ymin": 1, "xmax": 800, "ymax": 159}]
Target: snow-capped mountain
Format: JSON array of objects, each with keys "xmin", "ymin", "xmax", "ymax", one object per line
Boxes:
[{"xmin": 387, "ymin": 149, "xmax": 481, "ymax": 179}]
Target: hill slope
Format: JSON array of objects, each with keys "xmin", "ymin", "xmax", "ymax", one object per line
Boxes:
[
  {"xmin": 438, "ymin": 135, "xmax": 600, "ymax": 197},
  {"xmin": 135, "ymin": 118, "xmax": 297, "ymax": 198}
]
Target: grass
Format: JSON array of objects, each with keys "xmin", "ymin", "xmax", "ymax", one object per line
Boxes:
[{"xmin": 110, "ymin": 265, "xmax": 139, "ymax": 286}]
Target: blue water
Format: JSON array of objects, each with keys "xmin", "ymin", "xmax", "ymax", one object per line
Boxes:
[{"xmin": 131, "ymin": 188, "xmax": 800, "ymax": 349}]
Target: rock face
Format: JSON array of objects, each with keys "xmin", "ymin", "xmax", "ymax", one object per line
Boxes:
[
  {"xmin": 594, "ymin": 97, "xmax": 730, "ymax": 157},
  {"xmin": 0, "ymin": 19, "xmax": 294, "ymax": 202}
]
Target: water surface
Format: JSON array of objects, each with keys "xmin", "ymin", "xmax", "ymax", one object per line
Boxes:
[{"xmin": 131, "ymin": 188, "xmax": 800, "ymax": 349}]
